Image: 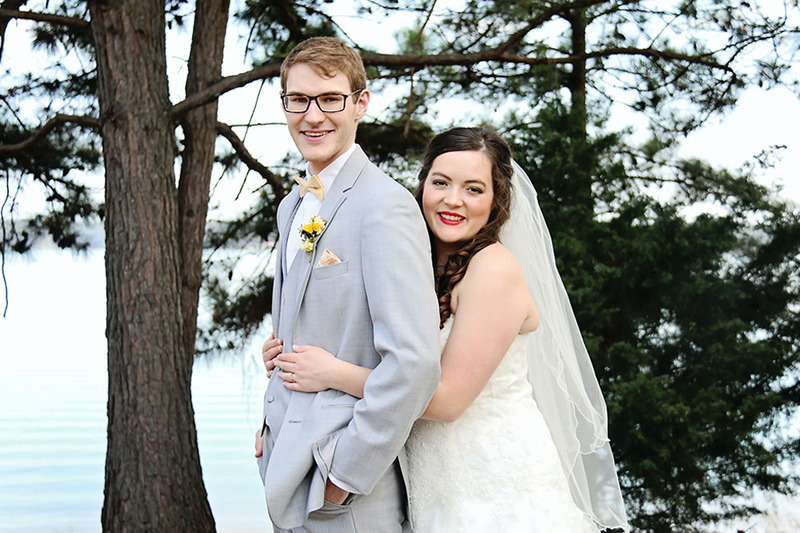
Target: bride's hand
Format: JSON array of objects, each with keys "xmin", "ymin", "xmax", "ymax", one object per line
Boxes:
[
  {"xmin": 262, "ymin": 334, "xmax": 283, "ymax": 377},
  {"xmin": 276, "ymin": 345, "xmax": 340, "ymax": 392}
]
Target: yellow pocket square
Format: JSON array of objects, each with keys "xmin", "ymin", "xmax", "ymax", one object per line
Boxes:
[{"xmin": 315, "ymin": 249, "xmax": 342, "ymax": 268}]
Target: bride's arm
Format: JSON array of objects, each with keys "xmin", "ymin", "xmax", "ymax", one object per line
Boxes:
[
  {"xmin": 420, "ymin": 245, "xmax": 537, "ymax": 422},
  {"xmin": 273, "ymin": 245, "xmax": 537, "ymax": 418},
  {"xmin": 261, "ymin": 333, "xmax": 370, "ymax": 397},
  {"xmin": 275, "ymin": 345, "xmax": 372, "ymax": 398}
]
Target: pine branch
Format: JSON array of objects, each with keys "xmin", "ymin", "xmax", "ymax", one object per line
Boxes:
[
  {"xmin": 171, "ymin": 63, "xmax": 281, "ymax": 119},
  {"xmin": 172, "ymin": 18, "xmax": 737, "ymax": 120},
  {"xmin": 0, "ymin": 5, "xmax": 91, "ymax": 61},
  {"xmin": 357, "ymin": 45, "xmax": 733, "ymax": 72},
  {"xmin": 216, "ymin": 121, "xmax": 285, "ymax": 199},
  {"xmin": 588, "ymin": 47, "xmax": 734, "ymax": 73},
  {"xmin": 0, "ymin": 8, "xmax": 89, "ymax": 30},
  {"xmin": 0, "ymin": 113, "xmax": 99, "ymax": 154},
  {"xmin": 0, "ymin": 1, "xmax": 30, "ymax": 59}
]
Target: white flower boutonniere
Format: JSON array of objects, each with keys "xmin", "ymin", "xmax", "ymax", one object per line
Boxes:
[{"xmin": 299, "ymin": 215, "xmax": 327, "ymax": 261}]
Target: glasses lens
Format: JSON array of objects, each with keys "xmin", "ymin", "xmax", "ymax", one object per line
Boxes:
[
  {"xmin": 317, "ymin": 94, "xmax": 346, "ymax": 112},
  {"xmin": 284, "ymin": 95, "xmax": 309, "ymax": 112}
]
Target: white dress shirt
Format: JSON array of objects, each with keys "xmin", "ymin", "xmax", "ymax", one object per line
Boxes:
[{"xmin": 285, "ymin": 144, "xmax": 356, "ymax": 271}]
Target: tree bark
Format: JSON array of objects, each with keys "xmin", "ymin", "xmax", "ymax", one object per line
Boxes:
[
  {"xmin": 564, "ymin": 7, "xmax": 595, "ymax": 217},
  {"xmin": 565, "ymin": 7, "xmax": 588, "ymax": 137},
  {"xmin": 88, "ymin": 0, "xmax": 215, "ymax": 530},
  {"xmin": 178, "ymin": 0, "xmax": 230, "ymax": 359}
]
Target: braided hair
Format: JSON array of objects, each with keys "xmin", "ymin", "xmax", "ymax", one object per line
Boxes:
[{"xmin": 414, "ymin": 127, "xmax": 514, "ymax": 328}]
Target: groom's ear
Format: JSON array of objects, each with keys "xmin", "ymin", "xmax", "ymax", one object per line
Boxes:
[{"xmin": 354, "ymin": 89, "xmax": 370, "ymax": 121}]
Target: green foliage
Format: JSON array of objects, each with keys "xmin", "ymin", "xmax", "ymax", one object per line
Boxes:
[
  {"xmin": 509, "ymin": 106, "xmax": 800, "ymax": 531},
  {"xmin": 356, "ymin": 118, "xmax": 434, "ymax": 184},
  {"xmin": 198, "ymin": 171, "xmax": 286, "ymax": 354},
  {"xmin": 1, "ymin": 2, "xmax": 101, "ymax": 253},
  {"xmin": 200, "ymin": 271, "xmax": 274, "ymax": 355},
  {"xmin": 1, "ymin": 120, "xmax": 102, "ymax": 252}
]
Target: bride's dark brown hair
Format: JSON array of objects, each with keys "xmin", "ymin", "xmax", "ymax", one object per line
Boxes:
[{"xmin": 415, "ymin": 127, "xmax": 514, "ymax": 328}]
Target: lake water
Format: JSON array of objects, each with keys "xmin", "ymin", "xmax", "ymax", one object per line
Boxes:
[{"xmin": 0, "ymin": 249, "xmax": 270, "ymax": 532}]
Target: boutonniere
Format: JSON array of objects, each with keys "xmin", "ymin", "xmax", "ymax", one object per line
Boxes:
[{"xmin": 299, "ymin": 215, "xmax": 327, "ymax": 260}]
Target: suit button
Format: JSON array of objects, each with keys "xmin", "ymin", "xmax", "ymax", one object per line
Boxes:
[{"xmin": 267, "ymin": 395, "xmax": 275, "ymax": 403}]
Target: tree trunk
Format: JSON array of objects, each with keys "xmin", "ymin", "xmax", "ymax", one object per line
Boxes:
[
  {"xmin": 565, "ymin": 7, "xmax": 588, "ymax": 138},
  {"xmin": 178, "ymin": 0, "xmax": 230, "ymax": 359},
  {"xmin": 564, "ymin": 7, "xmax": 595, "ymax": 218},
  {"xmin": 89, "ymin": 1, "xmax": 215, "ymax": 530}
]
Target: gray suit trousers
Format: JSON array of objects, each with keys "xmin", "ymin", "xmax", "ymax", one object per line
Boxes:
[{"xmin": 272, "ymin": 462, "xmax": 407, "ymax": 533}]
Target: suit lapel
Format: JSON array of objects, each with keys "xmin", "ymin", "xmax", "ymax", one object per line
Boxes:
[
  {"xmin": 288, "ymin": 146, "xmax": 369, "ymax": 325},
  {"xmin": 273, "ymin": 189, "xmax": 302, "ymax": 334},
  {"xmin": 327, "ymin": 144, "xmax": 366, "ymax": 194}
]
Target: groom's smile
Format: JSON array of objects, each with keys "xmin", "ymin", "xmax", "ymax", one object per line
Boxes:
[{"xmin": 302, "ymin": 130, "xmax": 331, "ymax": 139}]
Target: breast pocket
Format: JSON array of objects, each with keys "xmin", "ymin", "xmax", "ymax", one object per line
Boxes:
[{"xmin": 312, "ymin": 259, "xmax": 349, "ymax": 281}]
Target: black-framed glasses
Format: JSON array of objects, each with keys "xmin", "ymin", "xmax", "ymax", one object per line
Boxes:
[{"xmin": 281, "ymin": 90, "xmax": 363, "ymax": 113}]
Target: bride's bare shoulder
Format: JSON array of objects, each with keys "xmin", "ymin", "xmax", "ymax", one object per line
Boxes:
[
  {"xmin": 466, "ymin": 242, "xmax": 524, "ymax": 280},
  {"xmin": 455, "ymin": 244, "xmax": 527, "ymax": 299}
]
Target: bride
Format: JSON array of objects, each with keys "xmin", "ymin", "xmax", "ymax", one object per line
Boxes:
[{"xmin": 263, "ymin": 127, "xmax": 629, "ymax": 532}]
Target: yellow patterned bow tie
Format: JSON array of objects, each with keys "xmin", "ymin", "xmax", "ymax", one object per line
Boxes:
[{"xmin": 294, "ymin": 174, "xmax": 325, "ymax": 201}]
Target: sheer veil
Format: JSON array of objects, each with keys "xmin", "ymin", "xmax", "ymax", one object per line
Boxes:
[{"xmin": 500, "ymin": 161, "xmax": 629, "ymax": 531}]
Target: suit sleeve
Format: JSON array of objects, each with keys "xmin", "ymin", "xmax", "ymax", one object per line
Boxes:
[{"xmin": 328, "ymin": 186, "xmax": 441, "ymax": 494}]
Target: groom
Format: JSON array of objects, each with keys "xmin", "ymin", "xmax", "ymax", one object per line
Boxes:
[{"xmin": 255, "ymin": 37, "xmax": 441, "ymax": 532}]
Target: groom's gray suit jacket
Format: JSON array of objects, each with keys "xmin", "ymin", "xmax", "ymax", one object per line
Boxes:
[{"xmin": 259, "ymin": 145, "xmax": 441, "ymax": 530}]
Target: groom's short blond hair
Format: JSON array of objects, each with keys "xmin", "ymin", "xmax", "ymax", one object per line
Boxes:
[{"xmin": 280, "ymin": 37, "xmax": 367, "ymax": 94}]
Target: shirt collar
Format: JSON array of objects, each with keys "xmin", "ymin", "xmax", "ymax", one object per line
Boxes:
[{"xmin": 305, "ymin": 144, "xmax": 357, "ymax": 191}]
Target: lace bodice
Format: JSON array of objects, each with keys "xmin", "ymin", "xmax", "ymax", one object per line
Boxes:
[{"xmin": 406, "ymin": 318, "xmax": 596, "ymax": 532}]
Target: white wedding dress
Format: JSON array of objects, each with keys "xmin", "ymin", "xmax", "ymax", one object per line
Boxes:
[{"xmin": 406, "ymin": 317, "xmax": 597, "ymax": 533}]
